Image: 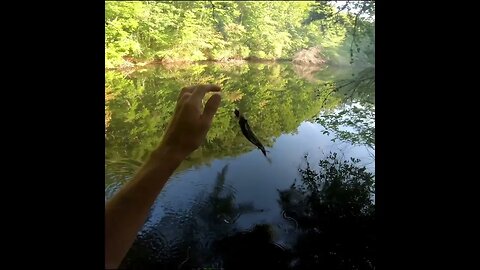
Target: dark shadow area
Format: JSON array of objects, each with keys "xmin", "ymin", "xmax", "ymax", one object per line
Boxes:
[
  {"xmin": 212, "ymin": 224, "xmax": 291, "ymax": 270},
  {"xmin": 120, "ymin": 152, "xmax": 375, "ymax": 269},
  {"xmin": 120, "ymin": 164, "xmax": 264, "ymax": 269},
  {"xmin": 278, "ymin": 152, "xmax": 375, "ymax": 269}
]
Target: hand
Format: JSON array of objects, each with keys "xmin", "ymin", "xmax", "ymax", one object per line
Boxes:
[{"xmin": 154, "ymin": 84, "xmax": 222, "ymax": 161}]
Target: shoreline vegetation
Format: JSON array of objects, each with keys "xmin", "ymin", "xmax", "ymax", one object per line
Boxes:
[
  {"xmin": 105, "ymin": 2, "xmax": 375, "ymax": 73},
  {"xmin": 106, "ymin": 46, "xmax": 331, "ymax": 73}
]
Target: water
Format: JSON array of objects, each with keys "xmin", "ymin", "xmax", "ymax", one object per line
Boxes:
[{"xmin": 105, "ymin": 62, "xmax": 375, "ymax": 269}]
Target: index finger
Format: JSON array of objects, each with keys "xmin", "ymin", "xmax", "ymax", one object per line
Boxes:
[
  {"xmin": 190, "ymin": 84, "xmax": 221, "ymax": 102},
  {"xmin": 177, "ymin": 86, "xmax": 195, "ymax": 101}
]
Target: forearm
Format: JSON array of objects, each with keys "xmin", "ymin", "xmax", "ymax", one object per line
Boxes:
[
  {"xmin": 105, "ymin": 145, "xmax": 185, "ymax": 269},
  {"xmin": 104, "ymin": 84, "xmax": 221, "ymax": 268}
]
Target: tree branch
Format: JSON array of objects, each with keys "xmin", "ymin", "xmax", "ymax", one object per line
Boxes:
[
  {"xmin": 209, "ymin": 0, "xmax": 216, "ymax": 22},
  {"xmin": 349, "ymin": 1, "xmax": 368, "ymax": 63}
]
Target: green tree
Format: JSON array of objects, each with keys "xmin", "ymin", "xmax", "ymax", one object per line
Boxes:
[
  {"xmin": 105, "ymin": 1, "xmax": 145, "ymax": 68},
  {"xmin": 105, "ymin": 1, "xmax": 374, "ymax": 67}
]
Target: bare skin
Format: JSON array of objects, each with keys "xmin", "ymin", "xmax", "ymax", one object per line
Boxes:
[{"xmin": 105, "ymin": 84, "xmax": 222, "ymax": 269}]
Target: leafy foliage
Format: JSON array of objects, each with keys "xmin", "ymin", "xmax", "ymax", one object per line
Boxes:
[
  {"xmin": 105, "ymin": 62, "xmax": 346, "ymax": 180},
  {"xmin": 316, "ymin": 66, "xmax": 375, "ymax": 150},
  {"xmin": 105, "ymin": 1, "xmax": 375, "ymax": 67},
  {"xmin": 278, "ymin": 152, "xmax": 375, "ymax": 269}
]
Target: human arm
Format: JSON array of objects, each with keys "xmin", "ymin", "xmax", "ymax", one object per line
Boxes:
[{"xmin": 105, "ymin": 84, "xmax": 222, "ymax": 269}]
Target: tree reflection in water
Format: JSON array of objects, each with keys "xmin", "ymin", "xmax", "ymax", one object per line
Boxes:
[{"xmin": 121, "ymin": 152, "xmax": 374, "ymax": 269}]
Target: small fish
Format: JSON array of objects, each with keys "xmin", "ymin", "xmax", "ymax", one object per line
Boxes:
[{"xmin": 234, "ymin": 109, "xmax": 267, "ymax": 157}]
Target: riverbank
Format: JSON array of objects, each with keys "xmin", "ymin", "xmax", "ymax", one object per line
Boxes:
[
  {"xmin": 105, "ymin": 57, "xmax": 298, "ymax": 73},
  {"xmin": 106, "ymin": 47, "xmax": 330, "ymax": 72}
]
